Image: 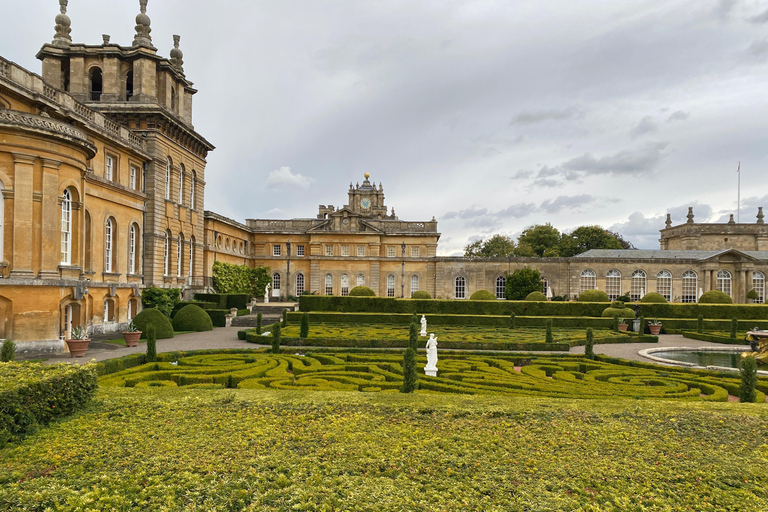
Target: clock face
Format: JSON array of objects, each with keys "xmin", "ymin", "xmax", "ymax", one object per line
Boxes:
[{"xmin": 360, "ymin": 198, "xmax": 371, "ymax": 210}]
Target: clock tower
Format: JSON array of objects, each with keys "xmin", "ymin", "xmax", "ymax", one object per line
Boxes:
[{"xmin": 347, "ymin": 173, "xmax": 391, "ymax": 219}]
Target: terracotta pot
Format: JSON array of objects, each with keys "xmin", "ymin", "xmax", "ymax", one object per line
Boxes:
[
  {"xmin": 65, "ymin": 338, "xmax": 90, "ymax": 358},
  {"xmin": 618, "ymin": 323, "xmax": 628, "ymax": 331},
  {"xmin": 123, "ymin": 331, "xmax": 142, "ymax": 347},
  {"xmin": 648, "ymin": 324, "xmax": 662, "ymax": 335}
]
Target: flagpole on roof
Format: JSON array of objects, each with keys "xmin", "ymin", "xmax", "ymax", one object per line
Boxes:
[{"xmin": 737, "ymin": 161, "xmax": 740, "ymax": 223}]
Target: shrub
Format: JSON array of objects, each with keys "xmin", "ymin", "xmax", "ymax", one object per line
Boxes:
[
  {"xmin": 616, "ymin": 292, "xmax": 631, "ymax": 303},
  {"xmin": 400, "ymin": 348, "xmax": 418, "ymax": 393},
  {"xmin": 272, "ymin": 324, "xmax": 282, "ymax": 354},
  {"xmin": 256, "ymin": 312, "xmax": 262, "ymax": 335},
  {"xmin": 300, "ymin": 312, "xmax": 309, "ymax": 339},
  {"xmin": 132, "ymin": 308, "xmax": 174, "ymax": 339},
  {"xmin": 578, "ymin": 290, "xmax": 610, "ymax": 302},
  {"xmin": 526, "ymin": 291, "xmax": 547, "ymax": 301},
  {"xmin": 171, "ymin": 301, "xmax": 218, "ymax": 318},
  {"xmin": 585, "ymin": 328, "xmax": 595, "ymax": 360},
  {"xmin": 612, "ymin": 316, "xmax": 619, "ymax": 332},
  {"xmin": 411, "ymin": 290, "xmax": 431, "ymax": 299},
  {"xmin": 469, "ymin": 290, "xmax": 496, "ymax": 301},
  {"xmin": 699, "ymin": 290, "xmax": 733, "ymax": 304},
  {"xmin": 349, "ymin": 286, "xmax": 376, "ymax": 297},
  {"xmin": 0, "ymin": 340, "xmax": 15, "ymax": 362},
  {"xmin": 206, "ymin": 309, "xmax": 230, "ymax": 328},
  {"xmin": 505, "ymin": 268, "xmax": 542, "ymax": 300},
  {"xmin": 640, "ymin": 292, "xmax": 668, "ymax": 303},
  {"xmin": 601, "ymin": 306, "xmax": 636, "ymax": 319},
  {"xmin": 409, "ymin": 321, "xmax": 419, "ymax": 350},
  {"xmin": 141, "ymin": 287, "xmax": 180, "ymax": 317},
  {"xmin": 545, "ymin": 319, "xmax": 553, "ymax": 343},
  {"xmin": 730, "ymin": 318, "xmax": 738, "ymax": 339},
  {"xmin": 172, "ymin": 305, "xmax": 213, "ymax": 332},
  {"xmin": 146, "ymin": 323, "xmax": 157, "ymax": 363},
  {"xmin": 697, "ymin": 314, "xmax": 703, "ymax": 333},
  {"xmin": 747, "ymin": 288, "xmax": 759, "ymax": 301},
  {"xmin": 282, "ymin": 308, "xmax": 288, "ymax": 327},
  {"xmin": 509, "ymin": 313, "xmax": 516, "ymax": 329},
  {"xmin": 638, "ymin": 315, "xmax": 646, "ymax": 334},
  {"xmin": 739, "ymin": 356, "xmax": 758, "ymax": 403}
]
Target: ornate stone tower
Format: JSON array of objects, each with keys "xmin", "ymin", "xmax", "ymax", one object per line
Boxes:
[{"xmin": 347, "ymin": 173, "xmax": 393, "ymax": 219}]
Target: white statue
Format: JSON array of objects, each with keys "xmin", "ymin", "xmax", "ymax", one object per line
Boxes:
[
  {"xmin": 264, "ymin": 282, "xmax": 270, "ymax": 303},
  {"xmin": 420, "ymin": 315, "xmax": 427, "ymax": 336},
  {"xmin": 424, "ymin": 333, "xmax": 438, "ymax": 376}
]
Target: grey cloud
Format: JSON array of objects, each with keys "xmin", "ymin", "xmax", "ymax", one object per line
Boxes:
[
  {"xmin": 714, "ymin": 0, "xmax": 736, "ymax": 20},
  {"xmin": 559, "ymin": 142, "xmax": 669, "ymax": 176},
  {"xmin": 531, "ymin": 178, "xmax": 564, "ymax": 188},
  {"xmin": 497, "ymin": 203, "xmax": 537, "ymax": 218},
  {"xmin": 511, "ymin": 108, "xmax": 576, "ymax": 125},
  {"xmin": 510, "ymin": 170, "xmax": 533, "ymax": 180},
  {"xmin": 748, "ymin": 8, "xmax": 768, "ymax": 23},
  {"xmin": 442, "ymin": 206, "xmax": 488, "ymax": 220},
  {"xmin": 666, "ymin": 110, "xmax": 689, "ymax": 122},
  {"xmin": 748, "ymin": 38, "xmax": 768, "ymax": 57},
  {"xmin": 540, "ymin": 194, "xmax": 595, "ymax": 213},
  {"xmin": 629, "ymin": 116, "xmax": 658, "ymax": 138}
]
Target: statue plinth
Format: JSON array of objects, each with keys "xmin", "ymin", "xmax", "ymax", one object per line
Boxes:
[{"xmin": 424, "ymin": 366, "xmax": 437, "ymax": 377}]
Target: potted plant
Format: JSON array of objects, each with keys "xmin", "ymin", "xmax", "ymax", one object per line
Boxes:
[
  {"xmin": 617, "ymin": 318, "xmax": 629, "ymax": 331},
  {"xmin": 648, "ymin": 318, "xmax": 662, "ymax": 335},
  {"xmin": 122, "ymin": 320, "xmax": 142, "ymax": 347},
  {"xmin": 65, "ymin": 326, "xmax": 90, "ymax": 358}
]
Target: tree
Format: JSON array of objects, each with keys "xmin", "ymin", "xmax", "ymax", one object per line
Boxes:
[
  {"xmin": 514, "ymin": 243, "xmax": 537, "ymax": 257},
  {"xmin": 463, "ymin": 235, "xmax": 515, "ymax": 258},
  {"xmin": 517, "ymin": 224, "xmax": 560, "ymax": 257},
  {"xmin": 559, "ymin": 225, "xmax": 624, "ymax": 257},
  {"xmin": 505, "ymin": 267, "xmax": 542, "ymax": 300},
  {"xmin": 606, "ymin": 230, "xmax": 636, "ymax": 250},
  {"xmin": 400, "ymin": 348, "xmax": 418, "ymax": 393}
]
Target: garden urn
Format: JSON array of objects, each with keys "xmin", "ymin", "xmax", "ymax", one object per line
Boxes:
[{"xmin": 123, "ymin": 331, "xmax": 142, "ymax": 347}]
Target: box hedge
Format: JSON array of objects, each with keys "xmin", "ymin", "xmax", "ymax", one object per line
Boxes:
[
  {"xmin": 194, "ymin": 293, "xmax": 250, "ymax": 310},
  {"xmin": 171, "ymin": 301, "xmax": 218, "ymax": 318},
  {"xmin": 206, "ymin": 309, "xmax": 230, "ymax": 327},
  {"xmin": 172, "ymin": 305, "xmax": 214, "ymax": 332},
  {"xmin": 132, "ymin": 308, "xmax": 175, "ymax": 339}
]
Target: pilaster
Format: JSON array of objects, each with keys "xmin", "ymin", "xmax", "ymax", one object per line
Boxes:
[
  {"xmin": 10, "ymin": 153, "xmax": 36, "ymax": 278},
  {"xmin": 39, "ymin": 158, "xmax": 62, "ymax": 278}
]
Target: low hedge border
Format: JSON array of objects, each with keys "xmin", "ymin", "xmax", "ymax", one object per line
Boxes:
[
  {"xmin": 286, "ymin": 312, "xmax": 614, "ymax": 328},
  {"xmin": 680, "ymin": 331, "xmax": 749, "ymax": 345},
  {"xmin": 0, "ymin": 363, "xmax": 98, "ymax": 443},
  {"xmin": 171, "ymin": 301, "xmax": 218, "ymax": 318},
  {"xmin": 194, "ymin": 293, "xmax": 250, "ymax": 311}
]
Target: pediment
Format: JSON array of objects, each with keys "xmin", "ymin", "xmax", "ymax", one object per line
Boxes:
[{"xmin": 698, "ymin": 249, "xmax": 759, "ymax": 262}]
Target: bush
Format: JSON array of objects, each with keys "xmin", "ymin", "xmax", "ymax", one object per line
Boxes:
[
  {"xmin": 747, "ymin": 288, "xmax": 759, "ymax": 301},
  {"xmin": 697, "ymin": 314, "xmax": 703, "ymax": 333},
  {"xmin": 300, "ymin": 312, "xmax": 310, "ymax": 339},
  {"xmin": 469, "ymin": 290, "xmax": 496, "ymax": 301},
  {"xmin": 505, "ymin": 268, "xmax": 542, "ymax": 300},
  {"xmin": 141, "ymin": 287, "xmax": 180, "ymax": 317},
  {"xmin": 601, "ymin": 306, "xmax": 636, "ymax": 319},
  {"xmin": 146, "ymin": 324, "xmax": 157, "ymax": 363},
  {"xmin": 699, "ymin": 290, "xmax": 733, "ymax": 304},
  {"xmin": 578, "ymin": 290, "xmax": 610, "ymax": 302},
  {"xmin": 739, "ymin": 356, "xmax": 758, "ymax": 403},
  {"xmin": 132, "ymin": 308, "xmax": 174, "ymax": 339},
  {"xmin": 638, "ymin": 315, "xmax": 646, "ymax": 335},
  {"xmin": 409, "ymin": 322, "xmax": 419, "ymax": 350},
  {"xmin": 730, "ymin": 318, "xmax": 738, "ymax": 339},
  {"xmin": 206, "ymin": 309, "xmax": 230, "ymax": 328},
  {"xmin": 1, "ymin": 340, "xmax": 15, "ymax": 362},
  {"xmin": 256, "ymin": 312, "xmax": 262, "ymax": 335},
  {"xmin": 612, "ymin": 316, "xmax": 619, "ymax": 332},
  {"xmin": 509, "ymin": 313, "xmax": 516, "ymax": 329},
  {"xmin": 411, "ymin": 290, "xmax": 432, "ymax": 299},
  {"xmin": 171, "ymin": 301, "xmax": 218, "ymax": 318},
  {"xmin": 271, "ymin": 324, "xmax": 282, "ymax": 354},
  {"xmin": 212, "ymin": 261, "xmax": 269, "ymax": 297},
  {"xmin": 194, "ymin": 293, "xmax": 251, "ymax": 311},
  {"xmin": 172, "ymin": 305, "xmax": 213, "ymax": 332},
  {"xmin": 585, "ymin": 328, "xmax": 595, "ymax": 360},
  {"xmin": 349, "ymin": 286, "xmax": 376, "ymax": 297},
  {"xmin": 640, "ymin": 292, "xmax": 668, "ymax": 303},
  {"xmin": 282, "ymin": 308, "xmax": 288, "ymax": 327},
  {"xmin": 400, "ymin": 348, "xmax": 418, "ymax": 393},
  {"xmin": 545, "ymin": 319, "xmax": 553, "ymax": 343},
  {"xmin": 526, "ymin": 291, "xmax": 547, "ymax": 301}
]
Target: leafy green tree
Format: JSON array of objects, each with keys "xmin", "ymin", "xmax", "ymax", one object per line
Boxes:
[
  {"xmin": 1, "ymin": 340, "xmax": 15, "ymax": 362},
  {"xmin": 505, "ymin": 268, "xmax": 542, "ymax": 300},
  {"xmin": 256, "ymin": 312, "xmax": 262, "ymax": 335},
  {"xmin": 517, "ymin": 224, "xmax": 560, "ymax": 257},
  {"xmin": 559, "ymin": 226, "xmax": 625, "ymax": 257},
  {"xmin": 464, "ymin": 234, "xmax": 516, "ymax": 258},
  {"xmin": 514, "ymin": 243, "xmax": 537, "ymax": 257},
  {"xmin": 409, "ymin": 321, "xmax": 419, "ymax": 350},
  {"xmin": 607, "ymin": 230, "xmax": 636, "ymax": 250}
]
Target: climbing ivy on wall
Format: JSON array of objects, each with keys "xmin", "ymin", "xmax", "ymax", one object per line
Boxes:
[{"xmin": 212, "ymin": 261, "xmax": 270, "ymax": 297}]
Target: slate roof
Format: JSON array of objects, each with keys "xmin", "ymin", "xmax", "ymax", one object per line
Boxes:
[{"xmin": 576, "ymin": 249, "xmax": 768, "ymax": 261}]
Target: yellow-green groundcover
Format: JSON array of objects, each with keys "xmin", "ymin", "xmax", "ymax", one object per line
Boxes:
[{"xmin": 0, "ymin": 389, "xmax": 766, "ymax": 511}]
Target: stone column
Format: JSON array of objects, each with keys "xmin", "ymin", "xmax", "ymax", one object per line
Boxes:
[
  {"xmin": 703, "ymin": 269, "xmax": 711, "ymax": 292},
  {"xmin": 39, "ymin": 159, "xmax": 62, "ymax": 278},
  {"xmin": 739, "ymin": 270, "xmax": 747, "ymax": 304},
  {"xmin": 10, "ymin": 153, "xmax": 36, "ymax": 278}
]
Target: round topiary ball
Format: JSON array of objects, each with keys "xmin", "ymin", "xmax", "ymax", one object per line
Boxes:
[
  {"xmin": 469, "ymin": 289, "xmax": 496, "ymax": 301},
  {"xmin": 132, "ymin": 307, "xmax": 175, "ymax": 339},
  {"xmin": 610, "ymin": 300, "xmax": 626, "ymax": 308},
  {"xmin": 172, "ymin": 304, "xmax": 213, "ymax": 332},
  {"xmin": 411, "ymin": 290, "xmax": 432, "ymax": 299},
  {"xmin": 601, "ymin": 306, "xmax": 636, "ymax": 318},
  {"xmin": 578, "ymin": 289, "xmax": 610, "ymax": 302},
  {"xmin": 349, "ymin": 286, "xmax": 375, "ymax": 297},
  {"xmin": 699, "ymin": 290, "xmax": 733, "ymax": 304},
  {"xmin": 640, "ymin": 292, "xmax": 668, "ymax": 303},
  {"xmin": 525, "ymin": 291, "xmax": 547, "ymax": 301}
]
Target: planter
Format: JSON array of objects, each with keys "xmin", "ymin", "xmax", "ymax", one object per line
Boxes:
[
  {"xmin": 65, "ymin": 338, "xmax": 90, "ymax": 358},
  {"xmin": 618, "ymin": 323, "xmax": 628, "ymax": 331},
  {"xmin": 648, "ymin": 324, "xmax": 662, "ymax": 335},
  {"xmin": 123, "ymin": 331, "xmax": 142, "ymax": 347}
]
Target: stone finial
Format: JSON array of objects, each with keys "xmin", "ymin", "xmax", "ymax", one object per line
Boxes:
[
  {"xmin": 53, "ymin": 0, "xmax": 72, "ymax": 47},
  {"xmin": 664, "ymin": 213, "xmax": 672, "ymax": 229},
  {"xmin": 686, "ymin": 207, "xmax": 695, "ymax": 224},
  {"xmin": 170, "ymin": 34, "xmax": 184, "ymax": 71},
  {"xmin": 102, "ymin": 34, "xmax": 111, "ymax": 45},
  {"xmin": 133, "ymin": 0, "xmax": 153, "ymax": 47},
  {"xmin": 758, "ymin": 206, "xmax": 765, "ymax": 225},
  {"xmin": 728, "ymin": 214, "xmax": 735, "ymax": 224},
  {"xmin": 379, "ymin": 182, "xmax": 383, "ymax": 191}
]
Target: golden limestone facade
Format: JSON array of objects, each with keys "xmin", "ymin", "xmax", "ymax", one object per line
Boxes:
[{"xmin": 0, "ymin": 0, "xmax": 212, "ymax": 353}]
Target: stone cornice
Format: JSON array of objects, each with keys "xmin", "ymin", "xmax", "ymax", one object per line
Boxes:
[{"xmin": 1, "ymin": 111, "xmax": 97, "ymax": 159}]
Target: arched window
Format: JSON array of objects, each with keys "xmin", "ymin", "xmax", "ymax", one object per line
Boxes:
[
  {"xmin": 495, "ymin": 276, "xmax": 506, "ymax": 299},
  {"xmin": 682, "ymin": 270, "xmax": 698, "ymax": 303},
  {"xmin": 60, "ymin": 188, "xmax": 72, "ymax": 265},
  {"xmin": 189, "ymin": 236, "xmax": 195, "ymax": 278},
  {"xmin": 541, "ymin": 277, "xmax": 549, "ymax": 298},
  {"xmin": 272, "ymin": 272, "xmax": 281, "ymax": 293},
  {"xmin": 356, "ymin": 274, "xmax": 365, "ymax": 287},
  {"xmin": 89, "ymin": 67, "xmax": 102, "ymax": 101},
  {"xmin": 580, "ymin": 269, "xmax": 596, "ymax": 293},
  {"xmin": 717, "ymin": 270, "xmax": 732, "ymax": 297},
  {"xmin": 178, "ymin": 164, "xmax": 184, "ymax": 205},
  {"xmin": 163, "ymin": 231, "xmax": 170, "ymax": 275},
  {"xmin": 295, "ymin": 273, "xmax": 305, "ymax": 296},
  {"xmin": 128, "ymin": 224, "xmax": 137, "ymax": 274},
  {"xmin": 410, "ymin": 275, "xmax": 420, "ymax": 296},
  {"xmin": 125, "ymin": 71, "xmax": 133, "ymax": 100},
  {"xmin": 387, "ymin": 275, "xmax": 396, "ymax": 297},
  {"xmin": 176, "ymin": 234, "xmax": 183, "ymax": 277},
  {"xmin": 104, "ymin": 298, "xmax": 115, "ymax": 322},
  {"xmin": 105, "ymin": 218, "xmax": 114, "ymax": 272},
  {"xmin": 190, "ymin": 171, "xmax": 196, "ymax": 210},
  {"xmin": 630, "ymin": 270, "xmax": 647, "ymax": 301},
  {"xmin": 341, "ymin": 274, "xmax": 350, "ymax": 296},
  {"xmin": 605, "ymin": 270, "xmax": 621, "ymax": 300},
  {"xmin": 753, "ymin": 271, "xmax": 765, "ymax": 303},
  {"xmin": 325, "ymin": 274, "xmax": 333, "ymax": 295},
  {"xmin": 656, "ymin": 270, "xmax": 672, "ymax": 301},
  {"xmin": 455, "ymin": 276, "xmax": 466, "ymax": 299},
  {"xmin": 165, "ymin": 158, "xmax": 171, "ymax": 200}
]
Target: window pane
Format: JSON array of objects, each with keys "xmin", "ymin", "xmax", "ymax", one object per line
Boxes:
[
  {"xmin": 605, "ymin": 270, "xmax": 621, "ymax": 300},
  {"xmin": 496, "ymin": 276, "xmax": 506, "ymax": 298}
]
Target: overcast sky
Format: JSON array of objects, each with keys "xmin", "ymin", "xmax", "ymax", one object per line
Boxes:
[{"xmin": 5, "ymin": 0, "xmax": 768, "ymax": 254}]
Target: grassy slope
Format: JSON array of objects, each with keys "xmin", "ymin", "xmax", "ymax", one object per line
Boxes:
[{"xmin": 0, "ymin": 388, "xmax": 766, "ymax": 511}]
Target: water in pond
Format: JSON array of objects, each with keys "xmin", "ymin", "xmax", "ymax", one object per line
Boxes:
[{"xmin": 652, "ymin": 351, "xmax": 742, "ymax": 368}]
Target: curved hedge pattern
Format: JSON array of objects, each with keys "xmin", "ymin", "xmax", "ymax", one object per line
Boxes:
[{"xmin": 99, "ymin": 352, "xmax": 767, "ymax": 402}]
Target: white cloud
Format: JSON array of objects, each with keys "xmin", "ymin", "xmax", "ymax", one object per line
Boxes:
[{"xmin": 266, "ymin": 166, "xmax": 314, "ymax": 189}]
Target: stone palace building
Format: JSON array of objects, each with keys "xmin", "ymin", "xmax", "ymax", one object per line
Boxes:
[{"xmin": 1, "ymin": 1, "xmax": 766, "ymax": 353}]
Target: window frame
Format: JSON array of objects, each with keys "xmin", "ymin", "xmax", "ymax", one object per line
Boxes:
[
  {"xmin": 105, "ymin": 217, "xmax": 114, "ymax": 273},
  {"xmin": 630, "ymin": 270, "xmax": 647, "ymax": 301},
  {"xmin": 605, "ymin": 269, "xmax": 621, "ymax": 300},
  {"xmin": 410, "ymin": 274, "xmax": 419, "ymax": 296},
  {"xmin": 580, "ymin": 269, "xmax": 597, "ymax": 294},
  {"xmin": 357, "ymin": 245, "xmax": 365, "ymax": 257},
  {"xmin": 341, "ymin": 274, "xmax": 349, "ymax": 296},
  {"xmin": 325, "ymin": 274, "xmax": 333, "ymax": 295},
  {"xmin": 128, "ymin": 224, "xmax": 137, "ymax": 274},
  {"xmin": 386, "ymin": 275, "xmax": 396, "ymax": 297},
  {"xmin": 165, "ymin": 158, "xmax": 172, "ymax": 200},
  {"xmin": 295, "ymin": 273, "xmax": 305, "ymax": 295},
  {"xmin": 455, "ymin": 276, "xmax": 466, "ymax": 299},
  {"xmin": 176, "ymin": 234, "xmax": 183, "ymax": 277},
  {"xmin": 753, "ymin": 271, "xmax": 765, "ymax": 303},
  {"xmin": 386, "ymin": 246, "xmax": 396, "ymax": 258},
  {"xmin": 272, "ymin": 244, "xmax": 281, "ymax": 256},
  {"xmin": 717, "ymin": 270, "xmax": 732, "ymax": 297},
  {"xmin": 411, "ymin": 247, "xmax": 420, "ymax": 258},
  {"xmin": 296, "ymin": 245, "xmax": 305, "ymax": 256},
  {"xmin": 682, "ymin": 270, "xmax": 698, "ymax": 303},
  {"xmin": 341, "ymin": 245, "xmax": 350, "ymax": 257},
  {"xmin": 178, "ymin": 164, "xmax": 184, "ymax": 205},
  {"xmin": 656, "ymin": 270, "xmax": 672, "ymax": 302},
  {"xmin": 495, "ymin": 276, "xmax": 506, "ymax": 299},
  {"xmin": 60, "ymin": 188, "xmax": 72, "ymax": 265},
  {"xmin": 105, "ymin": 154, "xmax": 115, "ymax": 181},
  {"xmin": 163, "ymin": 231, "xmax": 170, "ymax": 275},
  {"xmin": 325, "ymin": 245, "xmax": 333, "ymax": 257}
]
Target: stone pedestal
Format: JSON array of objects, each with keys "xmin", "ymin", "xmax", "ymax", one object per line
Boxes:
[{"xmin": 424, "ymin": 366, "xmax": 437, "ymax": 377}]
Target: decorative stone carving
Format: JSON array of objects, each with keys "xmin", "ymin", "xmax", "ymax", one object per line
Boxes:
[
  {"xmin": 424, "ymin": 333, "xmax": 438, "ymax": 376},
  {"xmin": 133, "ymin": 0, "xmax": 153, "ymax": 47},
  {"xmin": 102, "ymin": 34, "xmax": 110, "ymax": 45},
  {"xmin": 758, "ymin": 207, "xmax": 765, "ymax": 225},
  {"xmin": 686, "ymin": 207, "xmax": 695, "ymax": 224},
  {"xmin": 420, "ymin": 315, "xmax": 427, "ymax": 336},
  {"xmin": 665, "ymin": 213, "xmax": 672, "ymax": 229},
  {"xmin": 170, "ymin": 35, "xmax": 184, "ymax": 71},
  {"xmin": 53, "ymin": 0, "xmax": 72, "ymax": 47}
]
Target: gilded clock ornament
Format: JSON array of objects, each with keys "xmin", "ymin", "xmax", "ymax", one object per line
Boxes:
[{"xmin": 361, "ymin": 198, "xmax": 371, "ymax": 210}]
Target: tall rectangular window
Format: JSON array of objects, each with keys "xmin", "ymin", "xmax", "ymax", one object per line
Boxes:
[
  {"xmin": 105, "ymin": 155, "xmax": 114, "ymax": 181},
  {"xmin": 341, "ymin": 274, "xmax": 349, "ymax": 296},
  {"xmin": 272, "ymin": 244, "xmax": 281, "ymax": 256},
  {"xmin": 357, "ymin": 245, "xmax": 365, "ymax": 257},
  {"xmin": 410, "ymin": 275, "xmax": 419, "ymax": 296},
  {"xmin": 60, "ymin": 189, "xmax": 72, "ymax": 265},
  {"xmin": 341, "ymin": 245, "xmax": 350, "ymax": 257},
  {"xmin": 605, "ymin": 270, "xmax": 621, "ymax": 300},
  {"xmin": 682, "ymin": 271, "xmax": 697, "ymax": 303},
  {"xmin": 387, "ymin": 275, "xmax": 396, "ymax": 297},
  {"xmin": 325, "ymin": 274, "xmax": 333, "ymax": 295},
  {"xmin": 130, "ymin": 165, "xmax": 137, "ymax": 189}
]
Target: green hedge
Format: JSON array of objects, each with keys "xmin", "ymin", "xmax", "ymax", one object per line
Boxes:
[
  {"xmin": 645, "ymin": 318, "xmax": 768, "ymax": 332},
  {"xmin": 194, "ymin": 293, "xmax": 250, "ymax": 311},
  {"xmin": 206, "ymin": 309, "xmax": 230, "ymax": 327},
  {"xmin": 132, "ymin": 308, "xmax": 174, "ymax": 339},
  {"xmin": 681, "ymin": 332, "xmax": 749, "ymax": 345},
  {"xmin": 172, "ymin": 305, "xmax": 214, "ymax": 332},
  {"xmin": 0, "ymin": 363, "xmax": 98, "ymax": 442},
  {"xmin": 171, "ymin": 301, "xmax": 218, "ymax": 318}
]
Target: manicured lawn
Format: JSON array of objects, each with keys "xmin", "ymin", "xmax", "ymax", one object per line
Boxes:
[{"xmin": 0, "ymin": 388, "xmax": 766, "ymax": 511}]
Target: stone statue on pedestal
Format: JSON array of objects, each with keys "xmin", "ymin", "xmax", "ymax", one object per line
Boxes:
[
  {"xmin": 424, "ymin": 333, "xmax": 438, "ymax": 376},
  {"xmin": 420, "ymin": 315, "xmax": 427, "ymax": 336},
  {"xmin": 264, "ymin": 283, "xmax": 270, "ymax": 303}
]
